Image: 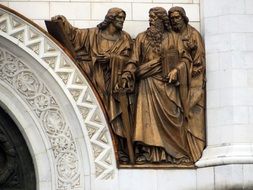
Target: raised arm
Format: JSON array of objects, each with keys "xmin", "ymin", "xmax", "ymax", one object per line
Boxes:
[{"xmin": 51, "ymin": 15, "xmax": 90, "ymax": 59}]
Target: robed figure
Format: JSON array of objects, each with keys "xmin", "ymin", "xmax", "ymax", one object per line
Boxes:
[
  {"xmin": 169, "ymin": 6, "xmax": 206, "ymax": 162},
  {"xmin": 122, "ymin": 7, "xmax": 192, "ymax": 164},
  {"xmin": 51, "ymin": 8, "xmax": 133, "ymax": 163}
]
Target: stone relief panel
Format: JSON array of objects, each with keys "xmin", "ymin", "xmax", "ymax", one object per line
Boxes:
[
  {"xmin": 0, "ymin": 4, "xmax": 116, "ymax": 187},
  {"xmin": 0, "ymin": 47, "xmax": 80, "ymax": 189}
]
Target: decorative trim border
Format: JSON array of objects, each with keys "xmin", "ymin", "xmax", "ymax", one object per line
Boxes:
[{"xmin": 0, "ymin": 4, "xmax": 116, "ymax": 187}]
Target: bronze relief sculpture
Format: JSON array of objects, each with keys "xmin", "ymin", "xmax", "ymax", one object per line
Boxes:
[
  {"xmin": 168, "ymin": 7, "xmax": 206, "ymax": 162},
  {"xmin": 50, "ymin": 8, "xmax": 135, "ymax": 163},
  {"xmin": 48, "ymin": 6, "xmax": 205, "ymax": 167}
]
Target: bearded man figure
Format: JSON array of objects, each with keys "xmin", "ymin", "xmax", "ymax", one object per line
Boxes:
[
  {"xmin": 169, "ymin": 6, "xmax": 206, "ymax": 162},
  {"xmin": 122, "ymin": 7, "xmax": 192, "ymax": 164},
  {"xmin": 52, "ymin": 8, "xmax": 133, "ymax": 163}
]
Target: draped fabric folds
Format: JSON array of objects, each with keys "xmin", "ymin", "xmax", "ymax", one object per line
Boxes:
[
  {"xmin": 61, "ymin": 21, "xmax": 132, "ymax": 138},
  {"xmin": 127, "ymin": 31, "xmax": 192, "ymax": 162}
]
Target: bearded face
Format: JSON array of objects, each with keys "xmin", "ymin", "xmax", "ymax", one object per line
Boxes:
[
  {"xmin": 169, "ymin": 11, "xmax": 185, "ymax": 32},
  {"xmin": 112, "ymin": 12, "xmax": 126, "ymax": 31},
  {"xmin": 149, "ymin": 11, "xmax": 164, "ymax": 29},
  {"xmin": 146, "ymin": 11, "xmax": 165, "ymax": 53}
]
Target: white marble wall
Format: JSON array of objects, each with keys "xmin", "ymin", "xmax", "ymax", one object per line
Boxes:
[
  {"xmin": 196, "ymin": 0, "xmax": 253, "ymax": 188},
  {"xmin": 2, "ymin": 0, "xmax": 253, "ymax": 189},
  {"xmin": 197, "ymin": 0, "xmax": 253, "ymax": 168},
  {"xmin": 0, "ymin": 0, "xmax": 200, "ymax": 38}
]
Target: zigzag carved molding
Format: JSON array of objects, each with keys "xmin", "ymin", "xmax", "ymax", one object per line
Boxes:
[{"xmin": 0, "ymin": 6, "xmax": 116, "ymax": 185}]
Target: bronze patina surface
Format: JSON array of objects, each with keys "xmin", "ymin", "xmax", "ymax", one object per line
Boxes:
[{"xmin": 48, "ymin": 6, "xmax": 206, "ymax": 167}]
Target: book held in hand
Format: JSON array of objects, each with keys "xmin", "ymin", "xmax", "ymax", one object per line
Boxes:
[{"xmin": 161, "ymin": 48, "xmax": 179, "ymax": 81}]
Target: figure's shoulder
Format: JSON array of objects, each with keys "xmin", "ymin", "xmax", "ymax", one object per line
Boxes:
[
  {"xmin": 88, "ymin": 27, "xmax": 99, "ymax": 33},
  {"xmin": 135, "ymin": 31, "xmax": 147, "ymax": 40},
  {"xmin": 188, "ymin": 25, "xmax": 202, "ymax": 37},
  {"xmin": 121, "ymin": 30, "xmax": 132, "ymax": 40},
  {"xmin": 187, "ymin": 25, "xmax": 205, "ymax": 45},
  {"xmin": 137, "ymin": 31, "xmax": 146, "ymax": 37}
]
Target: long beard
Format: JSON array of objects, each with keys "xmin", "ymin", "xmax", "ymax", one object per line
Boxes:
[
  {"xmin": 146, "ymin": 22, "xmax": 164, "ymax": 54},
  {"xmin": 171, "ymin": 23, "xmax": 183, "ymax": 32}
]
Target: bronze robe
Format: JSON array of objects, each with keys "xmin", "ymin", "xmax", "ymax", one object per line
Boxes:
[
  {"xmin": 61, "ymin": 22, "xmax": 132, "ymax": 137},
  {"xmin": 180, "ymin": 25, "xmax": 206, "ymax": 162},
  {"xmin": 128, "ymin": 31, "xmax": 192, "ymax": 161}
]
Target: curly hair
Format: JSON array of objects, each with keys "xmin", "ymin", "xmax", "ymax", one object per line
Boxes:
[
  {"xmin": 97, "ymin": 7, "xmax": 126, "ymax": 30},
  {"xmin": 149, "ymin": 7, "xmax": 170, "ymax": 31},
  {"xmin": 146, "ymin": 7, "xmax": 170, "ymax": 54},
  {"xmin": 168, "ymin": 6, "xmax": 189, "ymax": 25}
]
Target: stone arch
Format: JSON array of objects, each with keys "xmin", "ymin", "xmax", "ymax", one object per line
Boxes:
[
  {"xmin": 0, "ymin": 5, "xmax": 117, "ymax": 190},
  {"xmin": 0, "ymin": 105, "xmax": 36, "ymax": 190}
]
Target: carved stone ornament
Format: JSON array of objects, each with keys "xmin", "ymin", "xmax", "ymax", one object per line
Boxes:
[
  {"xmin": 0, "ymin": 5, "xmax": 116, "ymax": 190},
  {"xmin": 0, "ymin": 3, "xmax": 206, "ymax": 173},
  {"xmin": 0, "ymin": 47, "xmax": 81, "ymax": 188}
]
